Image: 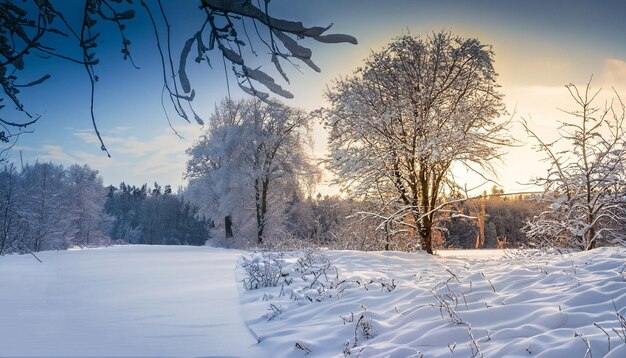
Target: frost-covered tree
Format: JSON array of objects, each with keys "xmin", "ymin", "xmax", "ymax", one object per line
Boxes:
[
  {"xmin": 0, "ymin": 162, "xmax": 114, "ymax": 254},
  {"xmin": 323, "ymin": 32, "xmax": 511, "ymax": 254},
  {"xmin": 0, "ymin": 1, "xmax": 356, "ymax": 156},
  {"xmin": 66, "ymin": 164, "xmax": 111, "ymax": 247},
  {"xmin": 0, "ymin": 163, "xmax": 18, "ymax": 254},
  {"xmin": 186, "ymin": 98, "xmax": 319, "ymax": 246},
  {"xmin": 18, "ymin": 162, "xmax": 73, "ymax": 252},
  {"xmin": 522, "ymin": 81, "xmax": 626, "ymax": 250},
  {"xmin": 285, "ymin": 194, "xmax": 392, "ymax": 251}
]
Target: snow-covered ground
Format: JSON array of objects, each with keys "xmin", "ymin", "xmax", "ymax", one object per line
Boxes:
[
  {"xmin": 1, "ymin": 246, "xmax": 625, "ymax": 357},
  {"xmin": 436, "ymin": 248, "xmax": 507, "ymax": 260},
  {"xmin": 0, "ymin": 246, "xmax": 259, "ymax": 356}
]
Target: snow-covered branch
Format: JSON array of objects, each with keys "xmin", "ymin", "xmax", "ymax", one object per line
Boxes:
[{"xmin": 523, "ymin": 80, "xmax": 626, "ymax": 250}]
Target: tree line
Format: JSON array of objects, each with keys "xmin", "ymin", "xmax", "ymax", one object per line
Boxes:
[
  {"xmin": 0, "ymin": 162, "xmax": 109, "ymax": 254},
  {"xmin": 439, "ymin": 191, "xmax": 542, "ymax": 249},
  {"xmin": 0, "ymin": 162, "xmax": 210, "ymax": 255},
  {"xmin": 106, "ymin": 182, "xmax": 210, "ymax": 246},
  {"xmin": 0, "ymin": 157, "xmax": 542, "ymax": 255}
]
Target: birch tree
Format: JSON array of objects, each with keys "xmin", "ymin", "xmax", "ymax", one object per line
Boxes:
[
  {"xmin": 323, "ymin": 32, "xmax": 511, "ymax": 254},
  {"xmin": 186, "ymin": 98, "xmax": 319, "ymax": 246},
  {"xmin": 522, "ymin": 81, "xmax": 626, "ymax": 250}
]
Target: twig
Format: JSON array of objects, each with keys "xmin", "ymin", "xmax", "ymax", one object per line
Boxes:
[
  {"xmin": 29, "ymin": 251, "xmax": 43, "ymax": 263},
  {"xmin": 594, "ymin": 322, "xmax": 611, "ymax": 351},
  {"xmin": 574, "ymin": 331, "xmax": 592, "ymax": 358}
]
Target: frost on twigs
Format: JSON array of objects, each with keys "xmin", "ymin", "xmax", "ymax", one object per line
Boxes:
[
  {"xmin": 239, "ymin": 249, "xmax": 399, "ymax": 356},
  {"xmin": 294, "ymin": 341, "xmax": 312, "ymax": 354},
  {"xmin": 593, "ymin": 302, "xmax": 626, "ymax": 354},
  {"xmin": 265, "ymin": 303, "xmax": 283, "ymax": 321},
  {"xmin": 183, "ymin": 0, "xmax": 357, "ymax": 103},
  {"xmin": 573, "ymin": 331, "xmax": 592, "ymax": 358},
  {"xmin": 239, "ymin": 252, "xmax": 289, "ymax": 290},
  {"xmin": 614, "ymin": 301, "xmax": 626, "ymax": 344},
  {"xmin": 1, "ymin": 1, "xmax": 357, "ymax": 158},
  {"xmin": 289, "ymin": 249, "xmax": 346, "ymax": 302},
  {"xmin": 341, "ymin": 308, "xmax": 377, "ymax": 355},
  {"xmin": 522, "ymin": 80, "xmax": 626, "ymax": 251}
]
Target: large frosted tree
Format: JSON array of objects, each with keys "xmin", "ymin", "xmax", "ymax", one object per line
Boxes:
[
  {"xmin": 522, "ymin": 81, "xmax": 626, "ymax": 250},
  {"xmin": 323, "ymin": 32, "xmax": 511, "ymax": 254},
  {"xmin": 186, "ymin": 98, "xmax": 319, "ymax": 246}
]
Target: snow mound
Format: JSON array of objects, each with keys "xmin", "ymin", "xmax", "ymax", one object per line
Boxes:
[{"xmin": 241, "ymin": 247, "xmax": 626, "ymax": 357}]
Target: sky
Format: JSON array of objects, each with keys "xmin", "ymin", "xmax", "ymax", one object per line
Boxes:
[{"xmin": 6, "ymin": 0, "xmax": 626, "ymax": 195}]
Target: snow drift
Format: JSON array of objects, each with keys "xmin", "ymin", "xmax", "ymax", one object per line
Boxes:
[{"xmin": 1, "ymin": 246, "xmax": 625, "ymax": 357}]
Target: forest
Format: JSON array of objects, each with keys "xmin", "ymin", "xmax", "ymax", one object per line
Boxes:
[
  {"xmin": 0, "ymin": 162, "xmax": 210, "ymax": 254},
  {"xmin": 0, "ymin": 159, "xmax": 543, "ymax": 255}
]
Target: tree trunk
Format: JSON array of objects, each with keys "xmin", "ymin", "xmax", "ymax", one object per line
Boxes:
[
  {"xmin": 419, "ymin": 216, "xmax": 434, "ymax": 254},
  {"xmin": 384, "ymin": 223, "xmax": 390, "ymax": 251},
  {"xmin": 474, "ymin": 194, "xmax": 487, "ymax": 249},
  {"xmin": 256, "ymin": 213, "xmax": 264, "ymax": 245},
  {"xmin": 586, "ymin": 212, "xmax": 596, "ymax": 250},
  {"xmin": 0, "ymin": 202, "xmax": 9, "ymax": 255},
  {"xmin": 417, "ymin": 166, "xmax": 434, "ymax": 254},
  {"xmin": 254, "ymin": 178, "xmax": 269, "ymax": 245},
  {"xmin": 411, "ymin": 203, "xmax": 434, "ymax": 254},
  {"xmin": 420, "ymin": 229, "xmax": 433, "ymax": 254},
  {"xmin": 224, "ymin": 215, "xmax": 233, "ymax": 239}
]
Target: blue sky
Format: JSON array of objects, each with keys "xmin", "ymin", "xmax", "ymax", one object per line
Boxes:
[{"xmin": 6, "ymin": 0, "xmax": 626, "ymax": 194}]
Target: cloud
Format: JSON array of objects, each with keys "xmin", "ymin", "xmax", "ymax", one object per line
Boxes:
[
  {"xmin": 72, "ymin": 131, "xmax": 100, "ymax": 144},
  {"xmin": 109, "ymin": 126, "xmax": 131, "ymax": 134},
  {"xmin": 39, "ymin": 145, "xmax": 76, "ymax": 163},
  {"xmin": 74, "ymin": 151, "xmax": 131, "ymax": 169},
  {"xmin": 70, "ymin": 125, "xmax": 200, "ymax": 159},
  {"xmin": 11, "ymin": 145, "xmax": 37, "ymax": 153},
  {"xmin": 60, "ymin": 124, "xmax": 203, "ymax": 187},
  {"xmin": 602, "ymin": 58, "xmax": 626, "ymax": 90}
]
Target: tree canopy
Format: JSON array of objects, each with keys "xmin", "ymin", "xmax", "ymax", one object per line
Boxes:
[{"xmin": 186, "ymin": 98, "xmax": 319, "ymax": 246}]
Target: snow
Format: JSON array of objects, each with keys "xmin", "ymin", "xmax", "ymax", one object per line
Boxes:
[
  {"xmin": 0, "ymin": 246, "xmax": 259, "ymax": 356},
  {"xmin": 436, "ymin": 248, "xmax": 507, "ymax": 259},
  {"xmin": 1, "ymin": 245, "xmax": 625, "ymax": 357}
]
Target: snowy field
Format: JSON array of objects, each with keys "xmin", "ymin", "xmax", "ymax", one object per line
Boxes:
[
  {"xmin": 0, "ymin": 246, "xmax": 259, "ymax": 357},
  {"xmin": 1, "ymin": 246, "xmax": 625, "ymax": 357}
]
